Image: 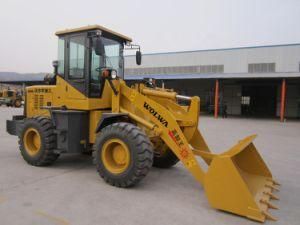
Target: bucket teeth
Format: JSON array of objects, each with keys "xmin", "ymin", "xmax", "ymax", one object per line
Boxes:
[
  {"xmin": 267, "ymin": 178, "xmax": 281, "ymax": 186},
  {"xmin": 264, "ymin": 191, "xmax": 280, "ymax": 200},
  {"xmin": 260, "ymin": 199, "xmax": 279, "ymax": 210},
  {"xmin": 265, "ymin": 184, "xmax": 280, "ymax": 192},
  {"xmin": 263, "ymin": 211, "xmax": 278, "ymax": 221}
]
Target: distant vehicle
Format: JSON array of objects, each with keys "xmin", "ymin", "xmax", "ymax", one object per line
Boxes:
[{"xmin": 0, "ymin": 90, "xmax": 23, "ymax": 107}]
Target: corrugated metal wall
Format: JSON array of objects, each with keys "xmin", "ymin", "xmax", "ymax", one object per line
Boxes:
[{"xmin": 125, "ymin": 44, "xmax": 300, "ymax": 74}]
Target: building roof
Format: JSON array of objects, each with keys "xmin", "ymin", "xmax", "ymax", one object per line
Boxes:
[
  {"xmin": 55, "ymin": 25, "xmax": 132, "ymax": 42},
  {"xmin": 125, "ymin": 43, "xmax": 300, "ymax": 57},
  {"xmin": 125, "ymin": 72, "xmax": 300, "ymax": 80}
]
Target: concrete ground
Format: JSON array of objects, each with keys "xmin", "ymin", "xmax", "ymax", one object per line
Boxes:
[{"xmin": 0, "ymin": 107, "xmax": 299, "ymax": 225}]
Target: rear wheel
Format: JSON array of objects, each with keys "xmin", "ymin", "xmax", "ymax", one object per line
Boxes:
[
  {"xmin": 19, "ymin": 117, "xmax": 59, "ymax": 166},
  {"xmin": 153, "ymin": 143, "xmax": 179, "ymax": 168},
  {"xmin": 93, "ymin": 122, "xmax": 153, "ymax": 187}
]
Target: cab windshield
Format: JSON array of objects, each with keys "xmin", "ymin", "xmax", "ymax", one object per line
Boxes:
[
  {"xmin": 91, "ymin": 37, "xmax": 124, "ymax": 81},
  {"xmin": 90, "ymin": 37, "xmax": 124, "ymax": 97}
]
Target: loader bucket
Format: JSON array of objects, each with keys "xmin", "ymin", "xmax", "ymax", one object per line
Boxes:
[{"xmin": 204, "ymin": 135, "xmax": 280, "ymax": 222}]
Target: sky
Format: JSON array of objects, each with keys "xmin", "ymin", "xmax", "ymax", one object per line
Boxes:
[{"xmin": 0, "ymin": 0, "xmax": 299, "ymax": 73}]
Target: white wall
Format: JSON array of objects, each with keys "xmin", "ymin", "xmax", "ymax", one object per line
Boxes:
[{"xmin": 125, "ymin": 45, "xmax": 300, "ymax": 74}]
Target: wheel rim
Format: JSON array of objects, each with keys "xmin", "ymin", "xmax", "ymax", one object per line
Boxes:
[
  {"xmin": 101, "ymin": 138, "xmax": 130, "ymax": 174},
  {"xmin": 23, "ymin": 128, "xmax": 41, "ymax": 156}
]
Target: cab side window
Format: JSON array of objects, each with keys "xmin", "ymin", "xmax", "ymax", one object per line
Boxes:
[
  {"xmin": 69, "ymin": 36, "xmax": 85, "ymax": 79},
  {"xmin": 57, "ymin": 37, "xmax": 65, "ymax": 75}
]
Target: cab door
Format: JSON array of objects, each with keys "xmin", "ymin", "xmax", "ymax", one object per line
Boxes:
[{"xmin": 65, "ymin": 34, "xmax": 88, "ymax": 100}]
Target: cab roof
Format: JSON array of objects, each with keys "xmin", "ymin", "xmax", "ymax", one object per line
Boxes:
[{"xmin": 55, "ymin": 25, "xmax": 132, "ymax": 42}]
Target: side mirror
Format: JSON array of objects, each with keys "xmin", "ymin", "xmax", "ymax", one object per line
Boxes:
[
  {"xmin": 52, "ymin": 60, "xmax": 58, "ymax": 75},
  {"xmin": 136, "ymin": 50, "xmax": 142, "ymax": 65},
  {"xmin": 94, "ymin": 37, "xmax": 105, "ymax": 56}
]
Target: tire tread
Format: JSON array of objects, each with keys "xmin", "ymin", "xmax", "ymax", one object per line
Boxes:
[
  {"xmin": 93, "ymin": 122, "xmax": 153, "ymax": 187},
  {"xmin": 19, "ymin": 116, "xmax": 59, "ymax": 166}
]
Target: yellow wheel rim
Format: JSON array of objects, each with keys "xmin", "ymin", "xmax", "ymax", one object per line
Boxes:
[
  {"xmin": 101, "ymin": 138, "xmax": 130, "ymax": 174},
  {"xmin": 23, "ymin": 128, "xmax": 41, "ymax": 156}
]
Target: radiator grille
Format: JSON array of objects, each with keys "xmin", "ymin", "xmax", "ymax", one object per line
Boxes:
[{"xmin": 33, "ymin": 95, "xmax": 45, "ymax": 109}]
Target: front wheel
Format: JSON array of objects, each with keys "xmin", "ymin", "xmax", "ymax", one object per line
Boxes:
[
  {"xmin": 19, "ymin": 117, "xmax": 59, "ymax": 166},
  {"xmin": 93, "ymin": 122, "xmax": 153, "ymax": 187}
]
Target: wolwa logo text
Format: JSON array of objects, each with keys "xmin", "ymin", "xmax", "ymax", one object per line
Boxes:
[{"xmin": 144, "ymin": 102, "xmax": 168, "ymax": 127}]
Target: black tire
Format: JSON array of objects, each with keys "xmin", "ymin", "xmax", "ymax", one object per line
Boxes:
[
  {"xmin": 82, "ymin": 149, "xmax": 93, "ymax": 155},
  {"xmin": 19, "ymin": 117, "xmax": 59, "ymax": 166},
  {"xmin": 93, "ymin": 122, "xmax": 153, "ymax": 187},
  {"xmin": 153, "ymin": 145, "xmax": 179, "ymax": 168}
]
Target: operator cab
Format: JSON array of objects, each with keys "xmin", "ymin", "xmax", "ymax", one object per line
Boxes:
[{"xmin": 54, "ymin": 25, "xmax": 141, "ymax": 97}]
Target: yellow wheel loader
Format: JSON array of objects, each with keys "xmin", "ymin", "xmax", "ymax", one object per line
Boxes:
[
  {"xmin": 6, "ymin": 25, "xmax": 280, "ymax": 222},
  {"xmin": 0, "ymin": 89, "xmax": 23, "ymax": 107}
]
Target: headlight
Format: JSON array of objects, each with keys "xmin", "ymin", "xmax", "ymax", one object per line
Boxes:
[{"xmin": 111, "ymin": 70, "xmax": 117, "ymax": 79}]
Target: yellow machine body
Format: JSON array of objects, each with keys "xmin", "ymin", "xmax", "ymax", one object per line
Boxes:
[{"xmin": 19, "ymin": 25, "xmax": 279, "ymax": 222}]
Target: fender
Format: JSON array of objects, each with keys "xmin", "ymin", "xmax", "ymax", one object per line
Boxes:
[{"xmin": 95, "ymin": 113, "xmax": 129, "ymax": 133}]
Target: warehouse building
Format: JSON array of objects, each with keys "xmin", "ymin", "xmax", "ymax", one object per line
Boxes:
[{"xmin": 124, "ymin": 44, "xmax": 300, "ymax": 121}]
